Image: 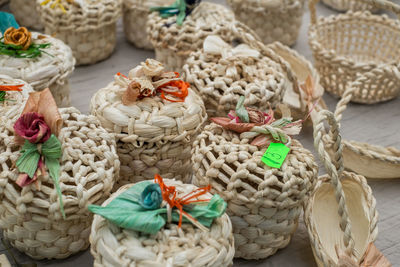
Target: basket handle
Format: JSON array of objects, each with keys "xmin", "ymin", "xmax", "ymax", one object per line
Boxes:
[
  {"xmin": 309, "ymin": 0, "xmax": 400, "ymax": 25},
  {"xmin": 313, "ymin": 110, "xmax": 355, "ymax": 257}
]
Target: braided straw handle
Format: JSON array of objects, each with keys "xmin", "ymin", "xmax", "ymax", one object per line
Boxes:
[
  {"xmin": 310, "ymin": 0, "xmax": 400, "ymax": 24},
  {"xmin": 313, "ymin": 110, "xmax": 356, "ymax": 258}
]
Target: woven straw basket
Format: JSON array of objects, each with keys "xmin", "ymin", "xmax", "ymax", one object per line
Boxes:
[
  {"xmin": 309, "ymin": 0, "xmax": 400, "ymax": 104},
  {"xmin": 123, "ymin": 0, "xmax": 175, "ymax": 50},
  {"xmin": 305, "ymin": 110, "xmax": 381, "ymax": 267},
  {"xmin": 0, "ymin": 105, "xmax": 120, "ymax": 259},
  {"xmin": 38, "ymin": 0, "xmax": 121, "ymax": 66},
  {"xmin": 184, "ymin": 22, "xmax": 301, "ymax": 118},
  {"xmin": 331, "ymin": 77, "xmax": 400, "ymax": 179},
  {"xmin": 227, "ymin": 0, "xmax": 305, "ymax": 46},
  {"xmin": 90, "ymin": 63, "xmax": 207, "ymax": 188},
  {"xmin": 9, "ymin": 0, "xmax": 43, "ymax": 30},
  {"xmin": 147, "ymin": 2, "xmax": 235, "ymax": 73},
  {"xmin": 321, "ymin": 0, "xmax": 376, "ymax": 11},
  {"xmin": 90, "ymin": 179, "xmax": 235, "ymax": 267},
  {"xmin": 0, "ymin": 32, "xmax": 75, "ymax": 107},
  {"xmin": 192, "ymin": 123, "xmax": 318, "ymax": 259}
]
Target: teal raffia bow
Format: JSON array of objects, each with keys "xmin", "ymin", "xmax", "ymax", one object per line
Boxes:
[
  {"xmin": 88, "ymin": 180, "xmax": 226, "ymax": 235},
  {"xmin": 0, "ymin": 12, "xmax": 19, "ymax": 34},
  {"xmin": 16, "ymin": 134, "xmax": 65, "ymax": 218},
  {"xmin": 150, "ymin": 0, "xmax": 201, "ymax": 26}
]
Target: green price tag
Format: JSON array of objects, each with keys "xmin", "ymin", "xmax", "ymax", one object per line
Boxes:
[{"xmin": 261, "ymin": 143, "xmax": 290, "ymax": 169}]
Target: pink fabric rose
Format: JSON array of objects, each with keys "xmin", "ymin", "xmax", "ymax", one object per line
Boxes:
[{"xmin": 14, "ymin": 112, "xmax": 51, "ymax": 144}]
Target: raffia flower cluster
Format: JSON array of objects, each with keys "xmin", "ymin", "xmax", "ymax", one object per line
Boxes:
[{"xmin": 3, "ymin": 27, "xmax": 32, "ymax": 50}]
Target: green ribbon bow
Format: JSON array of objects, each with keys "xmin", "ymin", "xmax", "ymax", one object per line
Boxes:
[
  {"xmin": 16, "ymin": 134, "xmax": 65, "ymax": 218},
  {"xmin": 150, "ymin": 0, "xmax": 188, "ymax": 26},
  {"xmin": 88, "ymin": 180, "xmax": 226, "ymax": 235}
]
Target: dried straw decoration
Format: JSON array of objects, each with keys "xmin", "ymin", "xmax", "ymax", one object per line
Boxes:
[
  {"xmin": 123, "ymin": 0, "xmax": 175, "ymax": 50},
  {"xmin": 309, "ymin": 0, "xmax": 400, "ymax": 104},
  {"xmin": 321, "ymin": 0, "xmax": 376, "ymax": 11},
  {"xmin": 192, "ymin": 122, "xmax": 317, "ymax": 259},
  {"xmin": 304, "ymin": 110, "xmax": 388, "ymax": 267},
  {"xmin": 37, "ymin": 0, "xmax": 121, "ymax": 65},
  {"xmin": 227, "ymin": 0, "xmax": 305, "ymax": 46},
  {"xmin": 90, "ymin": 179, "xmax": 235, "ymax": 267},
  {"xmin": 0, "ymin": 106, "xmax": 120, "ymax": 259},
  {"xmin": 147, "ymin": 2, "xmax": 235, "ymax": 72},
  {"xmin": 90, "ymin": 60, "xmax": 207, "ymax": 188},
  {"xmin": 0, "ymin": 32, "xmax": 75, "ymax": 107},
  {"xmin": 10, "ymin": 0, "xmax": 43, "ymax": 30}
]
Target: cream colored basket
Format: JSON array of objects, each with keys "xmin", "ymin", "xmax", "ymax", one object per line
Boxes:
[
  {"xmin": 227, "ymin": 0, "xmax": 305, "ymax": 46},
  {"xmin": 90, "ymin": 179, "xmax": 235, "ymax": 267},
  {"xmin": 147, "ymin": 2, "xmax": 235, "ymax": 73},
  {"xmin": 321, "ymin": 0, "xmax": 376, "ymax": 11},
  {"xmin": 38, "ymin": 0, "xmax": 121, "ymax": 66},
  {"xmin": 0, "ymin": 32, "xmax": 75, "ymax": 107},
  {"xmin": 0, "ymin": 106, "xmax": 120, "ymax": 260},
  {"xmin": 123, "ymin": 0, "xmax": 175, "ymax": 50},
  {"xmin": 90, "ymin": 62, "xmax": 207, "ymax": 188},
  {"xmin": 309, "ymin": 0, "xmax": 400, "ymax": 104},
  {"xmin": 192, "ymin": 123, "xmax": 318, "ymax": 260},
  {"xmin": 9, "ymin": 0, "xmax": 43, "ymax": 30},
  {"xmin": 305, "ymin": 110, "xmax": 387, "ymax": 267}
]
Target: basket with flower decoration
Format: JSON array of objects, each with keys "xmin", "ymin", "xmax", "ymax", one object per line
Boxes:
[
  {"xmin": 9, "ymin": 0, "xmax": 43, "ymax": 30},
  {"xmin": 0, "ymin": 13, "xmax": 75, "ymax": 107},
  {"xmin": 89, "ymin": 174, "xmax": 235, "ymax": 266},
  {"xmin": 192, "ymin": 97, "xmax": 318, "ymax": 260},
  {"xmin": 90, "ymin": 59, "xmax": 207, "ymax": 188},
  {"xmin": 37, "ymin": 0, "xmax": 121, "ymax": 65},
  {"xmin": 147, "ymin": 0, "xmax": 235, "ymax": 72},
  {"xmin": 0, "ymin": 88, "xmax": 120, "ymax": 259}
]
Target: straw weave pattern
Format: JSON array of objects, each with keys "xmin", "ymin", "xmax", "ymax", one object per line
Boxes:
[
  {"xmin": 9, "ymin": 0, "xmax": 42, "ymax": 30},
  {"xmin": 0, "ymin": 33, "xmax": 75, "ymax": 107},
  {"xmin": 192, "ymin": 123, "xmax": 317, "ymax": 259},
  {"xmin": 0, "ymin": 107, "xmax": 120, "ymax": 260},
  {"xmin": 90, "ymin": 80, "xmax": 207, "ymax": 187},
  {"xmin": 321, "ymin": 0, "xmax": 376, "ymax": 11},
  {"xmin": 90, "ymin": 180, "xmax": 235, "ymax": 267}
]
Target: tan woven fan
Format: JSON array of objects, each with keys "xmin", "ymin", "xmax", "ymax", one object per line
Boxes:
[
  {"xmin": 309, "ymin": 0, "xmax": 400, "ymax": 104},
  {"xmin": 305, "ymin": 110, "xmax": 390, "ymax": 266}
]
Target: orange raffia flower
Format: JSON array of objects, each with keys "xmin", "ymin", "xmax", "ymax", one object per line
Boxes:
[{"xmin": 3, "ymin": 27, "xmax": 32, "ymax": 50}]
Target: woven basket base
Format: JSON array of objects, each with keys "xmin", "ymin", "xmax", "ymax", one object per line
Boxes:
[
  {"xmin": 155, "ymin": 48, "xmax": 187, "ymax": 73},
  {"xmin": 10, "ymin": 0, "xmax": 43, "ymax": 30},
  {"xmin": 123, "ymin": 7, "xmax": 153, "ymax": 50}
]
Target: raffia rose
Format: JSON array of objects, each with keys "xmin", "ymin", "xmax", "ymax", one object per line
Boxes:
[
  {"xmin": 14, "ymin": 112, "xmax": 51, "ymax": 144},
  {"xmin": 3, "ymin": 27, "xmax": 32, "ymax": 50}
]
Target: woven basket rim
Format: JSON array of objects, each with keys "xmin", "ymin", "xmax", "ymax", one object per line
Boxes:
[
  {"xmin": 344, "ymin": 140, "xmax": 400, "ymax": 164},
  {"xmin": 227, "ymin": 0, "xmax": 304, "ymax": 11}
]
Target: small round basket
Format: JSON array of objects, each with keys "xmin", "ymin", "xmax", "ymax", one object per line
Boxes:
[
  {"xmin": 123, "ymin": 0, "xmax": 175, "ymax": 50},
  {"xmin": 309, "ymin": 0, "xmax": 400, "ymax": 104},
  {"xmin": 192, "ymin": 123, "xmax": 318, "ymax": 259},
  {"xmin": 147, "ymin": 2, "xmax": 235, "ymax": 73},
  {"xmin": 90, "ymin": 60, "xmax": 207, "ymax": 188},
  {"xmin": 227, "ymin": 0, "xmax": 305, "ymax": 46},
  {"xmin": 321, "ymin": 0, "xmax": 377, "ymax": 12},
  {"xmin": 305, "ymin": 110, "xmax": 388, "ymax": 266},
  {"xmin": 9, "ymin": 0, "xmax": 43, "ymax": 30},
  {"xmin": 0, "ymin": 106, "xmax": 120, "ymax": 259},
  {"xmin": 37, "ymin": 0, "xmax": 121, "ymax": 66},
  {"xmin": 90, "ymin": 179, "xmax": 235, "ymax": 267},
  {"xmin": 0, "ymin": 32, "xmax": 75, "ymax": 107}
]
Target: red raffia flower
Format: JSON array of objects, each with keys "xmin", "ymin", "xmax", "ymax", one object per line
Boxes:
[{"xmin": 14, "ymin": 112, "xmax": 51, "ymax": 144}]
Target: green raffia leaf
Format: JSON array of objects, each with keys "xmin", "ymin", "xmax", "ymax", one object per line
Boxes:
[
  {"xmin": 16, "ymin": 140, "xmax": 40, "ymax": 178},
  {"xmin": 235, "ymin": 95, "xmax": 249, "ymax": 123},
  {"xmin": 0, "ymin": 39, "xmax": 51, "ymax": 59}
]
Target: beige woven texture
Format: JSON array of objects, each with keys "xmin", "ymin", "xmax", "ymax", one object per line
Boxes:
[
  {"xmin": 227, "ymin": 0, "xmax": 305, "ymax": 46},
  {"xmin": 0, "ymin": 32, "xmax": 75, "ymax": 107},
  {"xmin": 147, "ymin": 2, "xmax": 235, "ymax": 72},
  {"xmin": 9, "ymin": 0, "xmax": 43, "ymax": 30},
  {"xmin": 37, "ymin": 0, "xmax": 121, "ymax": 65},
  {"xmin": 90, "ymin": 70, "xmax": 207, "ymax": 188},
  {"xmin": 0, "ymin": 106, "xmax": 120, "ymax": 259},
  {"xmin": 191, "ymin": 123, "xmax": 318, "ymax": 260},
  {"xmin": 309, "ymin": 0, "xmax": 400, "ymax": 104},
  {"xmin": 90, "ymin": 179, "xmax": 235, "ymax": 267},
  {"xmin": 322, "ymin": 0, "xmax": 376, "ymax": 11},
  {"xmin": 123, "ymin": 0, "xmax": 175, "ymax": 50},
  {"xmin": 305, "ymin": 110, "xmax": 378, "ymax": 266}
]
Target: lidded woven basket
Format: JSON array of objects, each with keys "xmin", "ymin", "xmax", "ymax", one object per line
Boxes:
[
  {"xmin": 0, "ymin": 32, "xmax": 75, "ymax": 107},
  {"xmin": 147, "ymin": 1, "xmax": 235, "ymax": 72},
  {"xmin": 0, "ymin": 90, "xmax": 120, "ymax": 259},
  {"xmin": 90, "ymin": 59, "xmax": 207, "ymax": 188},
  {"xmin": 192, "ymin": 105, "xmax": 318, "ymax": 259},
  {"xmin": 10, "ymin": 0, "xmax": 42, "ymax": 30},
  {"xmin": 321, "ymin": 0, "xmax": 376, "ymax": 11},
  {"xmin": 37, "ymin": 0, "xmax": 121, "ymax": 65},
  {"xmin": 123, "ymin": 0, "xmax": 175, "ymax": 50},
  {"xmin": 89, "ymin": 178, "xmax": 235, "ymax": 267},
  {"xmin": 309, "ymin": 0, "xmax": 400, "ymax": 104},
  {"xmin": 305, "ymin": 110, "xmax": 389, "ymax": 266},
  {"xmin": 227, "ymin": 0, "xmax": 305, "ymax": 46}
]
